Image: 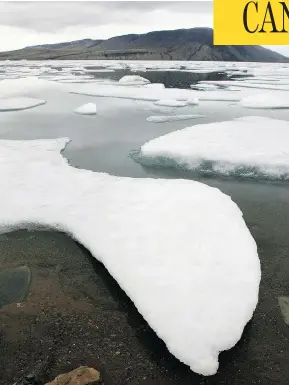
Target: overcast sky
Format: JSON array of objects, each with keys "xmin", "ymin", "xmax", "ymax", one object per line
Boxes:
[{"xmin": 0, "ymin": 1, "xmax": 288, "ymax": 56}]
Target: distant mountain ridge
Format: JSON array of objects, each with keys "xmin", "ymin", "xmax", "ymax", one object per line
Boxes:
[
  {"xmin": 0, "ymin": 28, "xmax": 288, "ymax": 62},
  {"xmin": 31, "ymin": 39, "xmax": 102, "ymax": 49}
]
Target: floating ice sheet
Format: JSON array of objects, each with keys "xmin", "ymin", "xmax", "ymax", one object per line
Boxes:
[
  {"xmin": 147, "ymin": 114, "xmax": 204, "ymax": 123},
  {"xmin": 119, "ymin": 75, "xmax": 150, "ymax": 85},
  {"xmin": 191, "ymin": 83, "xmax": 219, "ymax": 91},
  {"xmin": 199, "ymin": 80, "xmax": 289, "ymax": 91},
  {"xmin": 0, "ymin": 137, "xmax": 260, "ymax": 376},
  {"xmin": 239, "ymin": 93, "xmax": 289, "ymax": 109},
  {"xmin": 137, "ymin": 116, "xmax": 289, "ymax": 180},
  {"xmin": 70, "ymin": 84, "xmax": 245, "ymax": 102},
  {"xmin": 0, "ymin": 77, "xmax": 64, "ymax": 97},
  {"xmin": 0, "ymin": 97, "xmax": 46, "ymax": 111},
  {"xmin": 154, "ymin": 99, "xmax": 188, "ymax": 107}
]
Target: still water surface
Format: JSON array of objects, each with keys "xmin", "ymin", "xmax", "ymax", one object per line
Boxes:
[{"xmin": 0, "ymin": 67, "xmax": 289, "ymax": 384}]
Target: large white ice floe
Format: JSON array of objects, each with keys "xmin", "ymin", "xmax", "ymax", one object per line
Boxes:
[
  {"xmin": 0, "ymin": 138, "xmax": 260, "ymax": 376},
  {"xmin": 239, "ymin": 92, "xmax": 289, "ymax": 109},
  {"xmin": 118, "ymin": 75, "xmax": 150, "ymax": 85},
  {"xmin": 147, "ymin": 114, "xmax": 204, "ymax": 123},
  {"xmin": 137, "ymin": 116, "xmax": 289, "ymax": 180},
  {"xmin": 0, "ymin": 97, "xmax": 46, "ymax": 111},
  {"xmin": 74, "ymin": 103, "xmax": 97, "ymax": 115}
]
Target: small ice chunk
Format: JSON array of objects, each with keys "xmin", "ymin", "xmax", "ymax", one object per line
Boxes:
[
  {"xmin": 147, "ymin": 114, "xmax": 204, "ymax": 123},
  {"xmin": 154, "ymin": 99, "xmax": 187, "ymax": 107},
  {"xmin": 187, "ymin": 97, "xmax": 199, "ymax": 105},
  {"xmin": 119, "ymin": 75, "xmax": 150, "ymax": 85},
  {"xmin": 239, "ymin": 93, "xmax": 289, "ymax": 109},
  {"xmin": 0, "ymin": 97, "xmax": 46, "ymax": 112},
  {"xmin": 74, "ymin": 103, "xmax": 97, "ymax": 115}
]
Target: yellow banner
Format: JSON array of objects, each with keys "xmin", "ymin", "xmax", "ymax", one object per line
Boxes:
[{"xmin": 214, "ymin": 0, "xmax": 289, "ymax": 45}]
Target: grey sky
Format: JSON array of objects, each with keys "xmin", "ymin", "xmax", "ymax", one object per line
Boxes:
[
  {"xmin": 0, "ymin": 1, "xmax": 288, "ymax": 57},
  {"xmin": 0, "ymin": 1, "xmax": 212, "ymax": 51},
  {"xmin": 0, "ymin": 1, "xmax": 212, "ymax": 32}
]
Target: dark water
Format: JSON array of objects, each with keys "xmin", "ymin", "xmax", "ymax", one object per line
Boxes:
[
  {"xmin": 0, "ymin": 67, "xmax": 289, "ymax": 384},
  {"xmin": 83, "ymin": 68, "xmax": 231, "ymax": 88}
]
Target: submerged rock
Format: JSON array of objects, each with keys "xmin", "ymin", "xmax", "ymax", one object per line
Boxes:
[
  {"xmin": 278, "ymin": 296, "xmax": 289, "ymax": 326},
  {"xmin": 0, "ymin": 266, "xmax": 31, "ymax": 308},
  {"xmin": 45, "ymin": 366, "xmax": 101, "ymax": 385}
]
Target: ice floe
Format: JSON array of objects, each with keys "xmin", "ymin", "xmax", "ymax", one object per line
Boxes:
[
  {"xmin": 0, "ymin": 138, "xmax": 260, "ymax": 376},
  {"xmin": 71, "ymin": 84, "xmax": 245, "ymax": 102},
  {"xmin": 144, "ymin": 83, "xmax": 165, "ymax": 89},
  {"xmin": 191, "ymin": 83, "xmax": 219, "ymax": 91},
  {"xmin": 1, "ymin": 60, "xmax": 289, "ymax": 84},
  {"xmin": 225, "ymin": 86, "xmax": 242, "ymax": 91},
  {"xmin": 74, "ymin": 103, "xmax": 97, "ymax": 115},
  {"xmin": 147, "ymin": 114, "xmax": 204, "ymax": 123},
  {"xmin": 198, "ymin": 80, "xmax": 289, "ymax": 91},
  {"xmin": 239, "ymin": 93, "xmax": 289, "ymax": 109},
  {"xmin": 119, "ymin": 75, "xmax": 150, "ymax": 85},
  {"xmin": 137, "ymin": 116, "xmax": 289, "ymax": 180},
  {"xmin": 154, "ymin": 99, "xmax": 188, "ymax": 107},
  {"xmin": 146, "ymin": 106, "xmax": 177, "ymax": 114},
  {"xmin": 0, "ymin": 77, "xmax": 63, "ymax": 97},
  {"xmin": 85, "ymin": 69, "xmax": 115, "ymax": 73},
  {"xmin": 45, "ymin": 75, "xmax": 93, "ymax": 82},
  {"xmin": 0, "ymin": 97, "xmax": 46, "ymax": 111}
]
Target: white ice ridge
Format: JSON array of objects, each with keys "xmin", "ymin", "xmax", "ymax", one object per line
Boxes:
[
  {"xmin": 147, "ymin": 114, "xmax": 205, "ymax": 123},
  {"xmin": 71, "ymin": 84, "xmax": 245, "ymax": 102},
  {"xmin": 0, "ymin": 138, "xmax": 260, "ymax": 376},
  {"xmin": 0, "ymin": 97, "xmax": 46, "ymax": 111},
  {"xmin": 138, "ymin": 116, "xmax": 289, "ymax": 180},
  {"xmin": 74, "ymin": 103, "xmax": 97, "ymax": 115}
]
